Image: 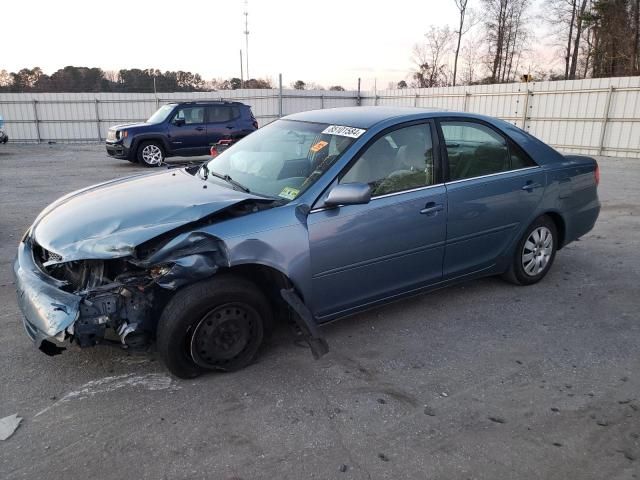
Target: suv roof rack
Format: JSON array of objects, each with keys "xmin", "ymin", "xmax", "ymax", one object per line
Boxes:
[{"xmin": 176, "ymin": 100, "xmax": 244, "ymax": 105}]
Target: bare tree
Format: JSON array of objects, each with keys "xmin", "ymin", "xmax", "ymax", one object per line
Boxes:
[
  {"xmin": 633, "ymin": 0, "xmax": 640, "ymax": 73},
  {"xmin": 0, "ymin": 70, "xmax": 11, "ymax": 88},
  {"xmin": 544, "ymin": 0, "xmax": 590, "ymax": 79},
  {"xmin": 412, "ymin": 26, "xmax": 454, "ymax": 87},
  {"xmin": 452, "ymin": 0, "xmax": 479, "ymax": 85},
  {"xmin": 460, "ymin": 34, "xmax": 483, "ymax": 84},
  {"xmin": 483, "ymin": 0, "xmax": 531, "ymax": 82}
]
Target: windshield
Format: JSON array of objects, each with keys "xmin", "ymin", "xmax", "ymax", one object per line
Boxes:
[
  {"xmin": 147, "ymin": 104, "xmax": 174, "ymax": 124},
  {"xmin": 203, "ymin": 120, "xmax": 362, "ymax": 201}
]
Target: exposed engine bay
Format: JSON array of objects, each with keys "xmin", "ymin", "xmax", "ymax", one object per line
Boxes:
[{"xmin": 27, "ymin": 198, "xmax": 277, "ymax": 353}]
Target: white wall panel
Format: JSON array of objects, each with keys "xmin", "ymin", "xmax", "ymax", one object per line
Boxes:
[{"xmin": 1, "ymin": 77, "xmax": 638, "ymax": 157}]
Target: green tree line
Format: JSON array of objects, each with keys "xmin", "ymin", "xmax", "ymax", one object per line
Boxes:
[{"xmin": 0, "ymin": 66, "xmax": 275, "ymax": 93}]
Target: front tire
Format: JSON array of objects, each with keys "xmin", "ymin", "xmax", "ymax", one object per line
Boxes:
[
  {"xmin": 156, "ymin": 275, "xmax": 270, "ymax": 378},
  {"xmin": 504, "ymin": 215, "xmax": 558, "ymax": 285},
  {"xmin": 137, "ymin": 141, "xmax": 165, "ymax": 167}
]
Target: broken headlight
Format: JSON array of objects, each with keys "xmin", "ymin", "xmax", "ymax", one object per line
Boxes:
[{"xmin": 149, "ymin": 264, "xmax": 172, "ymax": 279}]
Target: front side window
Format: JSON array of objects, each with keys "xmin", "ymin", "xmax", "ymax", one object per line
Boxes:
[
  {"xmin": 173, "ymin": 107, "xmax": 205, "ymax": 125},
  {"xmin": 202, "ymin": 120, "xmax": 358, "ymax": 200},
  {"xmin": 341, "ymin": 123, "xmax": 435, "ymax": 196},
  {"xmin": 441, "ymin": 121, "xmax": 534, "ymax": 181}
]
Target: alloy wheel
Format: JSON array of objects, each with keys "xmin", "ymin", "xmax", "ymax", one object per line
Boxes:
[
  {"xmin": 522, "ymin": 226, "xmax": 553, "ymax": 276},
  {"xmin": 141, "ymin": 144, "xmax": 163, "ymax": 165}
]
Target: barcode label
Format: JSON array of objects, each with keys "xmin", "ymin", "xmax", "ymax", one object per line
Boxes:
[{"xmin": 321, "ymin": 125, "xmax": 366, "ymax": 138}]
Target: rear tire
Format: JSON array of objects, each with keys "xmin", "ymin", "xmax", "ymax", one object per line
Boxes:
[
  {"xmin": 503, "ymin": 215, "xmax": 558, "ymax": 286},
  {"xmin": 137, "ymin": 141, "xmax": 164, "ymax": 167},
  {"xmin": 156, "ymin": 275, "xmax": 270, "ymax": 378}
]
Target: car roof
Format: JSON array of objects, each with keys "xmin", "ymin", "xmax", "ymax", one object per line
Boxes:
[
  {"xmin": 283, "ymin": 106, "xmax": 564, "ymax": 166},
  {"xmin": 169, "ymin": 101, "xmax": 246, "ymax": 106},
  {"xmin": 283, "ymin": 106, "xmax": 452, "ymax": 128}
]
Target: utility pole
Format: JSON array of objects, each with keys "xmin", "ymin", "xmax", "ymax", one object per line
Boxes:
[
  {"xmin": 240, "ymin": 49, "xmax": 244, "ymax": 89},
  {"xmin": 243, "ymin": 0, "xmax": 250, "ymax": 82}
]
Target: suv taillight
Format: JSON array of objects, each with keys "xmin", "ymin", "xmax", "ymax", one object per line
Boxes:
[
  {"xmin": 252, "ymin": 120, "xmax": 259, "ymax": 129},
  {"xmin": 594, "ymin": 162, "xmax": 600, "ymax": 186}
]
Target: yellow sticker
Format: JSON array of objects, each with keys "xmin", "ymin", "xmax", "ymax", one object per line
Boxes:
[
  {"xmin": 278, "ymin": 187, "xmax": 300, "ymax": 200},
  {"xmin": 310, "ymin": 140, "xmax": 328, "ymax": 153}
]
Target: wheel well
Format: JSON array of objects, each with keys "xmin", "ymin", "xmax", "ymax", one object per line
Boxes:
[
  {"xmin": 544, "ymin": 212, "xmax": 566, "ymax": 249},
  {"xmin": 222, "ymin": 264, "xmax": 293, "ymax": 325}
]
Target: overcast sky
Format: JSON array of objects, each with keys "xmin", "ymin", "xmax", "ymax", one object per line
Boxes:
[{"xmin": 4, "ymin": 0, "xmax": 554, "ymax": 90}]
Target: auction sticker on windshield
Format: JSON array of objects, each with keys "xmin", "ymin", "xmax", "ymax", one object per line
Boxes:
[
  {"xmin": 279, "ymin": 187, "xmax": 300, "ymax": 200},
  {"xmin": 321, "ymin": 125, "xmax": 366, "ymax": 138},
  {"xmin": 310, "ymin": 140, "xmax": 329, "ymax": 153}
]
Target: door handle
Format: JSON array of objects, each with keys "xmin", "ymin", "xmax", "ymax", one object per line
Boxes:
[
  {"xmin": 195, "ymin": 126, "xmax": 205, "ymax": 131},
  {"xmin": 420, "ymin": 202, "xmax": 444, "ymax": 215},
  {"xmin": 226, "ymin": 125, "xmax": 234, "ymax": 129},
  {"xmin": 521, "ymin": 181, "xmax": 542, "ymax": 192}
]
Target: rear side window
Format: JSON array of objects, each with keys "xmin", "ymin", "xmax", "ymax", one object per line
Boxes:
[
  {"xmin": 207, "ymin": 106, "xmax": 234, "ymax": 123},
  {"xmin": 509, "ymin": 140, "xmax": 537, "ymax": 169},
  {"xmin": 440, "ymin": 121, "xmax": 534, "ymax": 181}
]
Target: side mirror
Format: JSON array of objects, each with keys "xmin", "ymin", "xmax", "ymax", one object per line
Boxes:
[
  {"xmin": 173, "ymin": 118, "xmax": 185, "ymax": 127},
  {"xmin": 325, "ymin": 182, "xmax": 371, "ymax": 207}
]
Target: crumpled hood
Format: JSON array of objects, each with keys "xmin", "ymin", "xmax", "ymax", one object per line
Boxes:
[{"xmin": 31, "ymin": 169, "xmax": 262, "ymax": 261}]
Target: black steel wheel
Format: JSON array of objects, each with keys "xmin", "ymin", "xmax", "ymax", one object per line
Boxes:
[
  {"xmin": 190, "ymin": 302, "xmax": 261, "ymax": 369},
  {"xmin": 156, "ymin": 275, "xmax": 269, "ymax": 378}
]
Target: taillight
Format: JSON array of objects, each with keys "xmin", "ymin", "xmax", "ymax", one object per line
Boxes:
[
  {"xmin": 210, "ymin": 146, "xmax": 218, "ymax": 158},
  {"xmin": 594, "ymin": 163, "xmax": 600, "ymax": 186},
  {"xmin": 252, "ymin": 120, "xmax": 259, "ymax": 129}
]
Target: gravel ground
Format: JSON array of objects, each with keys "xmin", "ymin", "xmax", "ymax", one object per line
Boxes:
[{"xmin": 0, "ymin": 144, "xmax": 638, "ymax": 480}]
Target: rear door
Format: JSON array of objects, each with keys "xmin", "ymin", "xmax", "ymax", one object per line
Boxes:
[
  {"xmin": 308, "ymin": 121, "xmax": 447, "ymax": 319},
  {"xmin": 167, "ymin": 106, "xmax": 207, "ymax": 154},
  {"xmin": 206, "ymin": 105, "xmax": 241, "ymax": 145},
  {"xmin": 438, "ymin": 119, "xmax": 545, "ymax": 277}
]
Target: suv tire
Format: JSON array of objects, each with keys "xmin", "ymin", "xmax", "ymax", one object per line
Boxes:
[{"xmin": 137, "ymin": 141, "xmax": 165, "ymax": 167}]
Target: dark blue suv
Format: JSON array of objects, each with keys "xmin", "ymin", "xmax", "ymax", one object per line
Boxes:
[{"xmin": 105, "ymin": 101, "xmax": 258, "ymax": 166}]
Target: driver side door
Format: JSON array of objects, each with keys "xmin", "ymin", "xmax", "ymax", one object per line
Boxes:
[
  {"xmin": 167, "ymin": 106, "xmax": 207, "ymax": 154},
  {"xmin": 307, "ymin": 121, "xmax": 447, "ymax": 320}
]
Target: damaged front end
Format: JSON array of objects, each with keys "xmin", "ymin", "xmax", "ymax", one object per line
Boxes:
[{"xmin": 14, "ymin": 230, "xmax": 226, "ymax": 355}]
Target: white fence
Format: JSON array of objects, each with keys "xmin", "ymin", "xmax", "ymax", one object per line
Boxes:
[{"xmin": 1, "ymin": 76, "xmax": 639, "ymax": 158}]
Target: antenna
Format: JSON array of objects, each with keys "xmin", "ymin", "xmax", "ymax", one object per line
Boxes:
[{"xmin": 243, "ymin": 0, "xmax": 249, "ymax": 83}]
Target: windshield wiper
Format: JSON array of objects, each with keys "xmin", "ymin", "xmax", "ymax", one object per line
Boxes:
[{"xmin": 202, "ymin": 165, "xmax": 251, "ymax": 193}]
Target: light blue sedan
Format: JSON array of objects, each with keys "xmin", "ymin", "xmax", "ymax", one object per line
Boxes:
[{"xmin": 13, "ymin": 107, "xmax": 600, "ymax": 377}]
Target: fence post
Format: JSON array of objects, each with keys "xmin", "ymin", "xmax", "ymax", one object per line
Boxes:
[
  {"xmin": 278, "ymin": 73, "xmax": 283, "ymax": 118},
  {"xmin": 357, "ymin": 78, "xmax": 361, "ymax": 106},
  {"xmin": 32, "ymin": 100, "xmax": 41, "ymax": 143},
  {"xmin": 320, "ymin": 94, "xmax": 324, "ymax": 109},
  {"xmin": 598, "ymin": 85, "xmax": 614, "ymax": 155},
  {"xmin": 521, "ymin": 89, "xmax": 531, "ymax": 130},
  {"xmin": 94, "ymin": 99, "xmax": 102, "ymax": 141},
  {"xmin": 463, "ymin": 92, "xmax": 470, "ymax": 112},
  {"xmin": 414, "ymin": 93, "xmax": 419, "ymax": 107}
]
